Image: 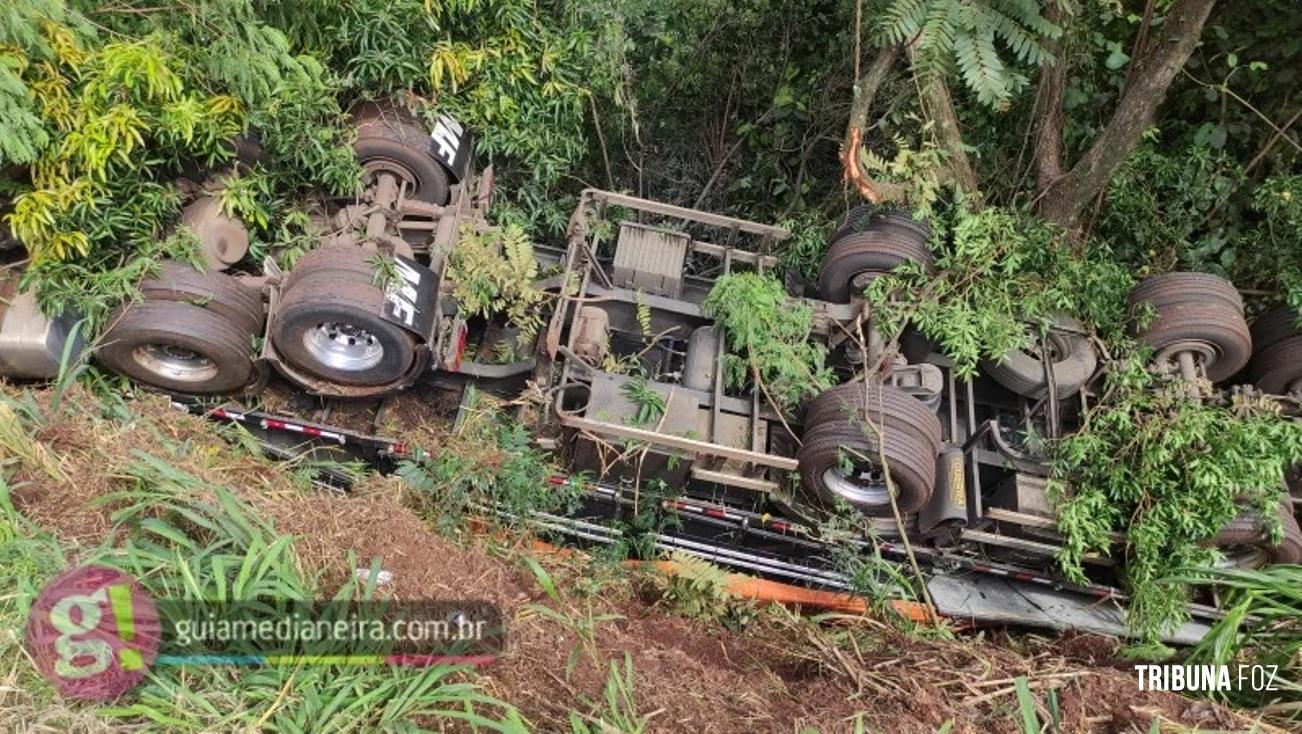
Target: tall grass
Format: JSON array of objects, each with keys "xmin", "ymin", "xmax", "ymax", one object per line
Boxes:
[
  {"xmin": 1171, "ymin": 563, "xmax": 1301, "ymax": 718},
  {"xmin": 87, "ymin": 452, "xmax": 530, "ymax": 732},
  {"xmin": 0, "ymin": 386, "xmax": 531, "ymax": 732}
]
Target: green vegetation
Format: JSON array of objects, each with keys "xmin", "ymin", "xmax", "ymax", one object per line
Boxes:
[
  {"xmin": 446, "ymin": 223, "xmax": 548, "ymax": 342},
  {"xmin": 702, "ymin": 272, "xmax": 833, "ymax": 414},
  {"xmin": 398, "ymin": 388, "xmax": 579, "ymax": 532},
  {"xmin": 1174, "ymin": 564, "xmax": 1302, "ymax": 710},
  {"xmin": 568, "ymin": 654, "xmax": 651, "ymax": 734},
  {"xmin": 0, "ymin": 391, "xmax": 529, "ymax": 731},
  {"xmin": 881, "ymin": 0, "xmax": 1063, "ymax": 109},
  {"xmin": 1, "ymin": 0, "xmax": 1301, "ymax": 722},
  {"xmin": 1051, "ymin": 356, "xmax": 1302, "ymax": 638},
  {"xmin": 867, "ymin": 206, "xmax": 1132, "ymax": 379}
]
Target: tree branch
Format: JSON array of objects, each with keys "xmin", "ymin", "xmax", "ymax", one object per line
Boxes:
[
  {"xmin": 1032, "ymin": 2, "xmax": 1068, "ymax": 197},
  {"xmin": 910, "ymin": 49, "xmax": 982, "ymax": 205},
  {"xmin": 842, "ymin": 44, "xmax": 906, "ymax": 204},
  {"xmin": 1037, "ymin": 0, "xmax": 1217, "ymax": 231}
]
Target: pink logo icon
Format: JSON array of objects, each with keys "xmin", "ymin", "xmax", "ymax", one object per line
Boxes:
[{"xmin": 26, "ymin": 565, "xmax": 160, "ymax": 700}]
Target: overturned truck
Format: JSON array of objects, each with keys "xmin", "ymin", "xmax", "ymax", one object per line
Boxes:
[{"xmin": 2, "ymin": 107, "xmax": 1300, "ymax": 640}]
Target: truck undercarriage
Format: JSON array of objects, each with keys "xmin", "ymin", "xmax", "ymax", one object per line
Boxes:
[{"xmin": 2, "ymin": 107, "xmax": 1300, "ymax": 643}]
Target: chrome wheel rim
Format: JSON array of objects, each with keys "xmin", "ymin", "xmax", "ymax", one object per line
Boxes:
[
  {"xmin": 823, "ymin": 465, "xmax": 890, "ymax": 506},
  {"xmin": 303, "ymin": 321, "xmax": 384, "ymax": 372},
  {"xmin": 133, "ymin": 343, "xmax": 218, "ymax": 383}
]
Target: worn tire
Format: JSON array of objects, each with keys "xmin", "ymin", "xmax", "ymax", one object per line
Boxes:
[
  {"xmin": 828, "ymin": 207, "xmax": 930, "ymax": 247},
  {"xmin": 283, "ymin": 245, "xmax": 384, "ymax": 294},
  {"xmin": 1245, "ymin": 307, "xmax": 1302, "ymax": 394},
  {"xmin": 138, "ymin": 261, "xmax": 265, "ymax": 336},
  {"xmin": 801, "ymin": 381, "xmax": 942, "ymax": 452},
  {"xmin": 1212, "ymin": 503, "xmax": 1302, "ymax": 567},
  {"xmin": 98, "ymin": 300, "xmax": 256, "ymax": 395},
  {"xmin": 817, "ymin": 227, "xmax": 934, "ymax": 303},
  {"xmin": 1249, "ymin": 306, "xmax": 1302, "ymax": 352},
  {"xmin": 354, "ymin": 109, "xmax": 450, "ymax": 206},
  {"xmin": 270, "ymin": 278, "xmax": 416, "ymax": 386},
  {"xmin": 797, "ymin": 382, "xmax": 941, "ymax": 516},
  {"xmin": 827, "ymin": 204, "xmax": 875, "ymax": 244},
  {"xmin": 1128, "ymin": 273, "xmax": 1251, "ymax": 382},
  {"xmin": 1129, "ymin": 272, "xmax": 1243, "ymax": 312},
  {"xmin": 982, "ymin": 315, "xmax": 1097, "ymax": 398}
]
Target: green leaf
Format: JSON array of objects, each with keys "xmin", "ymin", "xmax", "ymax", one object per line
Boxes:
[{"xmin": 1105, "ymin": 45, "xmax": 1129, "ymax": 70}]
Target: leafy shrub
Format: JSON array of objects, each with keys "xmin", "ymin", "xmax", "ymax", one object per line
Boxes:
[
  {"xmin": 399, "ymin": 388, "xmax": 579, "ymax": 532},
  {"xmin": 1051, "ymin": 356, "xmax": 1302, "ymax": 639},
  {"xmin": 881, "ymin": 0, "xmax": 1063, "ymax": 109},
  {"xmin": 1096, "ymin": 144, "xmax": 1243, "ymax": 276},
  {"xmin": 447, "ymin": 223, "xmax": 547, "ymax": 342},
  {"xmin": 1234, "ymin": 174, "xmax": 1302, "ymax": 313},
  {"xmin": 867, "ymin": 206, "xmax": 1133, "ymax": 379},
  {"xmin": 702, "ymin": 272, "xmax": 833, "ymax": 414}
]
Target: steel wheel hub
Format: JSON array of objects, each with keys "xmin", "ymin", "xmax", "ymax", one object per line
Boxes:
[
  {"xmin": 823, "ymin": 464, "xmax": 890, "ymax": 506},
  {"xmin": 133, "ymin": 343, "xmax": 218, "ymax": 382},
  {"xmin": 1214, "ymin": 544, "xmax": 1268, "ymax": 569},
  {"xmin": 1154, "ymin": 340, "xmax": 1219, "ymax": 375},
  {"xmin": 304, "ymin": 321, "xmax": 384, "ymax": 372}
]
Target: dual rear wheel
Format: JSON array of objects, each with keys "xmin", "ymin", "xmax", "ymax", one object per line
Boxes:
[
  {"xmin": 98, "ymin": 107, "xmax": 445, "ymax": 396},
  {"xmin": 796, "ymin": 382, "xmax": 942, "ymax": 517},
  {"xmin": 269, "ymin": 246, "xmax": 417, "ymax": 387},
  {"xmin": 99, "ymin": 263, "xmax": 263, "ymax": 395}
]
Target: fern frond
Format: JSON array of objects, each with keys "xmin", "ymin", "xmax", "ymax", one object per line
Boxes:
[
  {"xmin": 882, "ymin": 0, "xmax": 1060, "ymax": 108},
  {"xmin": 881, "ymin": 0, "xmax": 930, "ymax": 45}
]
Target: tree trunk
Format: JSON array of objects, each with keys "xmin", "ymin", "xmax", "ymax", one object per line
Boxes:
[
  {"xmin": 1036, "ymin": 0, "xmax": 1217, "ymax": 231},
  {"xmin": 911, "ymin": 48, "xmax": 982, "ymax": 206},
  {"xmin": 842, "ymin": 44, "xmax": 906, "ymax": 203},
  {"xmin": 1032, "ymin": 3, "xmax": 1068, "ymax": 197}
]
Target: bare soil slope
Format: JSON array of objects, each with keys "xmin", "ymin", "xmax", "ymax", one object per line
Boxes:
[{"xmin": 5, "ymin": 387, "xmax": 1269, "ymax": 733}]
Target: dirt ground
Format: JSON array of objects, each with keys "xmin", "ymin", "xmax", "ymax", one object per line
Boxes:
[{"xmin": 5, "ymin": 387, "xmax": 1278, "ymax": 733}]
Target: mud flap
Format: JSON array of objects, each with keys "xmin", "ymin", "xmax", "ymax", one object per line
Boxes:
[
  {"xmin": 381, "ymin": 255, "xmax": 439, "ymax": 341},
  {"xmin": 428, "ymin": 113, "xmax": 474, "ymax": 184}
]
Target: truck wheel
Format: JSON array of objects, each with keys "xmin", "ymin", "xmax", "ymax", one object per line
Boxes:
[
  {"xmin": 283, "ymin": 245, "xmax": 386, "ymax": 293},
  {"xmin": 270, "ymin": 278, "xmax": 416, "ymax": 386},
  {"xmin": 982, "ymin": 314, "xmax": 1097, "ymax": 398},
  {"xmin": 138, "ymin": 261, "xmax": 264, "ymax": 336},
  {"xmin": 1245, "ymin": 306, "xmax": 1302, "ymax": 394},
  {"xmin": 817, "ymin": 212, "xmax": 933, "ymax": 303},
  {"xmin": 828, "ymin": 206, "xmax": 930, "ymax": 246},
  {"xmin": 827, "ymin": 204, "xmax": 875, "ymax": 244},
  {"xmin": 354, "ymin": 110, "xmax": 451, "ymax": 206},
  {"xmin": 1127, "ymin": 273, "xmax": 1251, "ymax": 382},
  {"xmin": 797, "ymin": 382, "xmax": 941, "ymax": 516},
  {"xmin": 1212, "ymin": 503, "xmax": 1302, "ymax": 568},
  {"xmin": 98, "ymin": 301, "xmax": 255, "ymax": 395}
]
